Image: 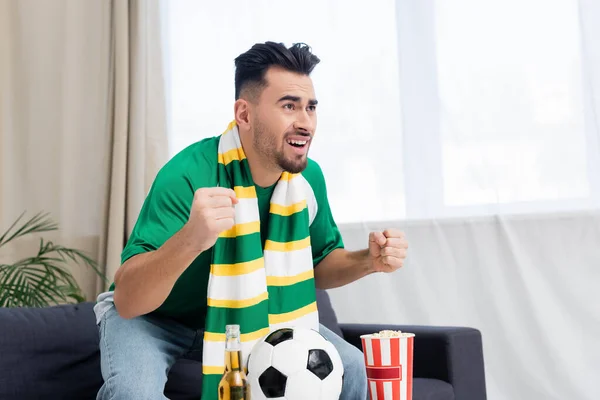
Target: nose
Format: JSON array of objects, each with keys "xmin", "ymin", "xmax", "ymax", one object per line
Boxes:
[{"xmin": 293, "ymin": 111, "xmax": 315, "ymax": 135}]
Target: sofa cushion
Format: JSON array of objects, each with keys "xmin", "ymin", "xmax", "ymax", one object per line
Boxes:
[
  {"xmin": 165, "ymin": 359, "xmax": 203, "ymax": 400},
  {"xmin": 413, "ymin": 378, "xmax": 455, "ymax": 400},
  {"xmin": 0, "ymin": 302, "xmax": 102, "ymax": 400},
  {"xmin": 0, "ymin": 303, "xmax": 211, "ymax": 400}
]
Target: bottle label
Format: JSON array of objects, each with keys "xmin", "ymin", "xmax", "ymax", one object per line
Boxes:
[{"xmin": 229, "ymin": 386, "xmax": 246, "ymax": 400}]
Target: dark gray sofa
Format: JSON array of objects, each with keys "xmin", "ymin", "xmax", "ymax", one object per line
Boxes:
[{"xmin": 0, "ymin": 290, "xmax": 487, "ymax": 399}]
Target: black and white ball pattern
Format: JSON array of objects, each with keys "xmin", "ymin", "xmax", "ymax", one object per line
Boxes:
[{"xmin": 247, "ymin": 327, "xmax": 344, "ymax": 400}]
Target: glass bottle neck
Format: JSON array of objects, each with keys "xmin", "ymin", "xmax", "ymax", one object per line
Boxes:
[
  {"xmin": 225, "ymin": 325, "xmax": 241, "ymax": 351},
  {"xmin": 224, "ymin": 324, "xmax": 242, "ymax": 372},
  {"xmin": 225, "ymin": 336, "xmax": 241, "ymax": 351}
]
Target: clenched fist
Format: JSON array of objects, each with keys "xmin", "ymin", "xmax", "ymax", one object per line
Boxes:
[
  {"xmin": 368, "ymin": 229, "xmax": 408, "ymax": 273},
  {"xmin": 185, "ymin": 187, "xmax": 238, "ymax": 253}
]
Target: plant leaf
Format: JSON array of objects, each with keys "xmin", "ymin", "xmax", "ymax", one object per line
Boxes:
[
  {"xmin": 56, "ymin": 284, "xmax": 86, "ymax": 303},
  {"xmin": 0, "ymin": 212, "xmax": 107, "ymax": 307},
  {"xmin": 0, "ymin": 261, "xmax": 79, "ymax": 307},
  {"xmin": 0, "ymin": 211, "xmax": 26, "ymax": 245},
  {"xmin": 40, "ymin": 241, "xmax": 107, "ymax": 282},
  {"xmin": 0, "ymin": 212, "xmax": 58, "ymax": 249}
]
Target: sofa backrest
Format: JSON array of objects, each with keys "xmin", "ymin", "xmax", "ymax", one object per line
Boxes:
[
  {"xmin": 316, "ymin": 289, "xmax": 343, "ymax": 337},
  {"xmin": 0, "ymin": 290, "xmax": 341, "ymax": 400},
  {"xmin": 0, "ymin": 302, "xmax": 102, "ymax": 399}
]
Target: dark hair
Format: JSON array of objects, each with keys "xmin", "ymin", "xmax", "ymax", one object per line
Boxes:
[{"xmin": 234, "ymin": 42, "xmax": 320, "ymax": 100}]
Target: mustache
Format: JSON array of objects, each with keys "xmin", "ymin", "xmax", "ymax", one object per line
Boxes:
[{"xmin": 285, "ymin": 131, "xmax": 312, "ymax": 138}]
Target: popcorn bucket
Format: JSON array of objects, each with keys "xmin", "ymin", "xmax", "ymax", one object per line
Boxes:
[{"xmin": 360, "ymin": 331, "xmax": 415, "ymax": 400}]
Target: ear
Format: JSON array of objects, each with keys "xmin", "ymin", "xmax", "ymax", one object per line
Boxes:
[{"xmin": 234, "ymin": 99, "xmax": 250, "ymax": 131}]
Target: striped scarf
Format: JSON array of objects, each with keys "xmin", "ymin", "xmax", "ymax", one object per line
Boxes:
[{"xmin": 200, "ymin": 121, "xmax": 320, "ymax": 400}]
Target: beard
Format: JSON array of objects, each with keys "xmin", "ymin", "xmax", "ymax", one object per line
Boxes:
[{"xmin": 252, "ymin": 118, "xmax": 309, "ymax": 174}]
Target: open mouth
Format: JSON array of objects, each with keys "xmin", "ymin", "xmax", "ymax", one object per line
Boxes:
[{"xmin": 286, "ymin": 139, "xmax": 308, "ymax": 148}]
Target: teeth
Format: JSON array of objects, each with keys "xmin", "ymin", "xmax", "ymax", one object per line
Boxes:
[{"xmin": 287, "ymin": 139, "xmax": 307, "ymax": 145}]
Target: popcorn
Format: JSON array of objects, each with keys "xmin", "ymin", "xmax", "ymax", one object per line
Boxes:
[{"xmin": 372, "ymin": 330, "xmax": 413, "ymax": 338}]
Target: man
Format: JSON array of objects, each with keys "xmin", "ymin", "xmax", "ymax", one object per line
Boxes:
[{"xmin": 94, "ymin": 42, "xmax": 408, "ymax": 400}]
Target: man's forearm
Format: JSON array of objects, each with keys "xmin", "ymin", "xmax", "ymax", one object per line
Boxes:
[
  {"xmin": 113, "ymin": 224, "xmax": 201, "ymax": 319},
  {"xmin": 314, "ymin": 248, "xmax": 374, "ymax": 290}
]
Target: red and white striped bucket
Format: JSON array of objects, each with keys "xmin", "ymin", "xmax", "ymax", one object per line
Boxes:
[{"xmin": 360, "ymin": 332, "xmax": 415, "ymax": 400}]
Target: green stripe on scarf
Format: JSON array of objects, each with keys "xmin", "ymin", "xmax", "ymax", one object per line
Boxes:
[
  {"xmin": 211, "ymin": 235, "xmax": 263, "ymax": 265},
  {"xmin": 265, "ymin": 211, "xmax": 311, "ymax": 243},
  {"xmin": 267, "ymin": 280, "xmax": 317, "ymax": 314},
  {"xmin": 205, "ymin": 301, "xmax": 269, "ymax": 334}
]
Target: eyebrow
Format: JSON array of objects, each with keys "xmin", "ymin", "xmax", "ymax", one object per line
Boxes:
[{"xmin": 277, "ymin": 95, "xmax": 318, "ymax": 106}]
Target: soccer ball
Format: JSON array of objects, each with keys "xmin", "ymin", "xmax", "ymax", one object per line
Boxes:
[{"xmin": 247, "ymin": 327, "xmax": 344, "ymax": 400}]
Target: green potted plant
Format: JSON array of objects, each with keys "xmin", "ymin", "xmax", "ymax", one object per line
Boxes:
[{"xmin": 0, "ymin": 212, "xmax": 106, "ymax": 307}]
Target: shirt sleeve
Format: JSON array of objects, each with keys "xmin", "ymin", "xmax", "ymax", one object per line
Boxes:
[
  {"xmin": 304, "ymin": 160, "xmax": 345, "ymax": 267},
  {"xmin": 120, "ymin": 160, "xmax": 195, "ymax": 265}
]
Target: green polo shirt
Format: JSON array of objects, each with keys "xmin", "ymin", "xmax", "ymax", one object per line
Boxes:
[{"xmin": 112, "ymin": 136, "xmax": 344, "ymax": 330}]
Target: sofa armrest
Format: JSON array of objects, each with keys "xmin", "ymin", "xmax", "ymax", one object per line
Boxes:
[{"xmin": 340, "ymin": 323, "xmax": 487, "ymax": 400}]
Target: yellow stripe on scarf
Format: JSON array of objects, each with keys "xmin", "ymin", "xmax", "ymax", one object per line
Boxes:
[
  {"xmin": 264, "ymin": 237, "xmax": 311, "ymax": 252},
  {"xmin": 219, "ymin": 221, "xmax": 260, "ymax": 238},
  {"xmin": 280, "ymin": 172, "xmax": 301, "ymax": 181},
  {"xmin": 210, "ymin": 257, "xmax": 264, "ymax": 276},
  {"xmin": 266, "ymin": 269, "xmax": 314, "ymax": 286},
  {"xmin": 218, "ymin": 147, "xmax": 246, "ymax": 165},
  {"xmin": 268, "ymin": 301, "xmax": 318, "ymax": 325},
  {"xmin": 202, "ymin": 365, "xmax": 225, "ymax": 375},
  {"xmin": 207, "ymin": 291, "xmax": 268, "ymax": 308},
  {"xmin": 269, "ymin": 200, "xmax": 307, "ymax": 216},
  {"xmin": 233, "ymin": 185, "xmax": 256, "ymax": 199}
]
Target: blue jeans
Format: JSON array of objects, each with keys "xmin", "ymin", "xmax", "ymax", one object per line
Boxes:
[{"xmin": 97, "ymin": 305, "xmax": 367, "ymax": 399}]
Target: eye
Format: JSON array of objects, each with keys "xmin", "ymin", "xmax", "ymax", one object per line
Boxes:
[
  {"xmin": 307, "ymin": 105, "xmax": 317, "ymax": 112},
  {"xmin": 283, "ymin": 103, "xmax": 295, "ymax": 110}
]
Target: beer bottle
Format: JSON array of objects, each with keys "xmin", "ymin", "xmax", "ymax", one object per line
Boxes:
[{"xmin": 218, "ymin": 324, "xmax": 250, "ymax": 400}]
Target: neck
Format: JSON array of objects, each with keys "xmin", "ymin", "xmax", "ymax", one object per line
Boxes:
[{"xmin": 239, "ymin": 133, "xmax": 281, "ymax": 188}]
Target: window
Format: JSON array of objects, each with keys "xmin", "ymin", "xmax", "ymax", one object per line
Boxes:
[
  {"xmin": 436, "ymin": 0, "xmax": 591, "ymax": 209},
  {"xmin": 165, "ymin": 0, "xmax": 600, "ymax": 222}
]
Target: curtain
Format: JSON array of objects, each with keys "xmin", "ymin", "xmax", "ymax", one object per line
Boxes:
[
  {"xmin": 0, "ymin": 0, "xmax": 112, "ymax": 299},
  {"xmin": 101, "ymin": 0, "xmax": 169, "ymax": 289},
  {"xmin": 0, "ymin": 0, "xmax": 168, "ymax": 298},
  {"xmin": 164, "ymin": 1, "xmax": 600, "ymax": 399}
]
